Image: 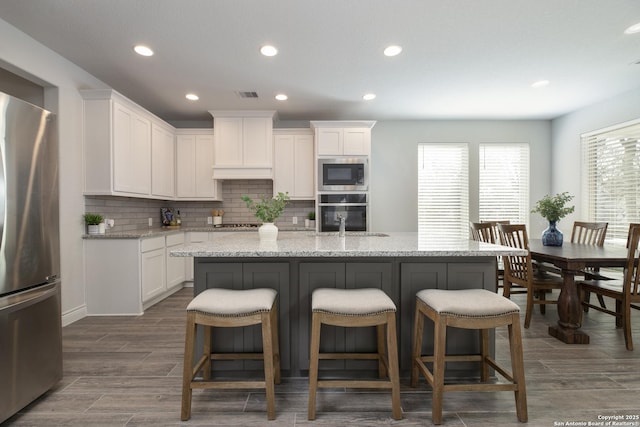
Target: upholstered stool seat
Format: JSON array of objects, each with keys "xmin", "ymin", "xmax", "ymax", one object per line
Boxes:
[
  {"xmin": 411, "ymin": 289, "xmax": 527, "ymax": 425},
  {"xmin": 181, "ymin": 288, "xmax": 281, "ymax": 421},
  {"xmin": 308, "ymin": 288, "xmax": 402, "ymax": 420}
]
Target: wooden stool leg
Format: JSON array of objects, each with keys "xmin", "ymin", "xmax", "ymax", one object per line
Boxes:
[
  {"xmin": 480, "ymin": 329, "xmax": 489, "ymax": 382},
  {"xmin": 307, "ymin": 313, "xmax": 322, "ymax": 420},
  {"xmin": 410, "ymin": 302, "xmax": 425, "ymax": 388},
  {"xmin": 271, "ymin": 303, "xmax": 281, "ymax": 384},
  {"xmin": 261, "ymin": 310, "xmax": 276, "ymax": 420},
  {"xmin": 202, "ymin": 324, "xmax": 212, "ymax": 380},
  {"xmin": 509, "ymin": 315, "xmax": 528, "ymax": 423},
  {"xmin": 432, "ymin": 316, "xmax": 447, "ymax": 425},
  {"xmin": 181, "ymin": 313, "xmax": 196, "ymax": 421},
  {"xmin": 376, "ymin": 324, "xmax": 387, "ymax": 378},
  {"xmin": 385, "ymin": 312, "xmax": 402, "ymax": 420}
]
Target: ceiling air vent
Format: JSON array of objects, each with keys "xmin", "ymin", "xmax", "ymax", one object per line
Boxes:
[{"xmin": 236, "ymin": 91, "xmax": 259, "ymax": 98}]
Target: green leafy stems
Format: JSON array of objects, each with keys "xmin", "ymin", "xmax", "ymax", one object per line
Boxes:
[
  {"xmin": 531, "ymin": 192, "xmax": 575, "ymax": 223},
  {"xmin": 241, "ymin": 192, "xmax": 290, "ymax": 223}
]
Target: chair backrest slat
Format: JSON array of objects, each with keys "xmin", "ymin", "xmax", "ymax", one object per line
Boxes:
[
  {"xmin": 497, "ymin": 223, "xmax": 532, "ymax": 286},
  {"xmin": 570, "ymin": 221, "xmax": 608, "ymax": 246}
]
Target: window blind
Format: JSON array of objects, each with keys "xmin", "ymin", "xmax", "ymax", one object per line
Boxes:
[
  {"xmin": 479, "ymin": 143, "xmax": 530, "ymax": 226},
  {"xmin": 582, "ymin": 120, "xmax": 640, "ymax": 245},
  {"xmin": 417, "ymin": 143, "xmax": 469, "ymax": 240}
]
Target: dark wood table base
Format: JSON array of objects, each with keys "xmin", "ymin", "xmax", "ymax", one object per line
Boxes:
[{"xmin": 548, "ymin": 325, "xmax": 590, "ymax": 344}]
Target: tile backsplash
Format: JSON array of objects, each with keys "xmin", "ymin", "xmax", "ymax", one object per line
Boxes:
[{"xmin": 84, "ymin": 180, "xmax": 314, "ymax": 232}]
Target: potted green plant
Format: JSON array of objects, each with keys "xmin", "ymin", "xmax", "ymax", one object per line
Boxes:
[
  {"xmin": 531, "ymin": 192, "xmax": 575, "ymax": 246},
  {"xmin": 305, "ymin": 210, "xmax": 316, "ymax": 229},
  {"xmin": 83, "ymin": 212, "xmax": 104, "ymax": 235},
  {"xmin": 241, "ymin": 192, "xmax": 290, "ymax": 241}
]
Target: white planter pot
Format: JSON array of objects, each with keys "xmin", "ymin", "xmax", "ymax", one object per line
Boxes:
[
  {"xmin": 98, "ymin": 223, "xmax": 106, "ymax": 234},
  {"xmin": 87, "ymin": 224, "xmax": 100, "ymax": 235},
  {"xmin": 259, "ymin": 223, "xmax": 278, "ymax": 241}
]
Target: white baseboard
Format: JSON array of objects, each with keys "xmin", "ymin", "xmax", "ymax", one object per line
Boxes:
[{"xmin": 62, "ymin": 304, "xmax": 87, "ymax": 326}]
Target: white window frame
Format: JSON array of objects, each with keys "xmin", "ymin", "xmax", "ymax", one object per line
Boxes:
[
  {"xmin": 417, "ymin": 143, "xmax": 469, "ymax": 240},
  {"xmin": 582, "ymin": 119, "xmax": 640, "ymax": 245},
  {"xmin": 478, "ymin": 143, "xmax": 530, "ymax": 228}
]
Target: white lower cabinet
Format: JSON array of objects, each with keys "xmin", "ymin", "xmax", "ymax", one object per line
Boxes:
[
  {"xmin": 141, "ymin": 236, "xmax": 167, "ymax": 302},
  {"xmin": 185, "ymin": 232, "xmax": 212, "ymax": 281},
  {"xmin": 85, "ymin": 233, "xmax": 186, "ymax": 315}
]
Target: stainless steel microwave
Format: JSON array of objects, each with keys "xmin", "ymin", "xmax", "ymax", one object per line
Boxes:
[{"xmin": 318, "ymin": 157, "xmax": 368, "ymax": 191}]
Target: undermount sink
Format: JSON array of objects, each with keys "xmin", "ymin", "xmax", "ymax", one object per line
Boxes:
[{"xmin": 312, "ymin": 232, "xmax": 389, "ymax": 237}]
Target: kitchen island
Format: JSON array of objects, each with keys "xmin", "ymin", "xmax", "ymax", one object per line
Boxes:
[{"xmin": 171, "ymin": 231, "xmax": 525, "ymax": 377}]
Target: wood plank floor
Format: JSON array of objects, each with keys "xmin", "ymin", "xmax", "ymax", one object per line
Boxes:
[{"xmin": 4, "ymin": 286, "xmax": 640, "ymax": 426}]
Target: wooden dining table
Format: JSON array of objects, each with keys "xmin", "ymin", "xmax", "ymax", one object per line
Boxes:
[{"xmin": 528, "ymin": 239, "xmax": 629, "ymax": 344}]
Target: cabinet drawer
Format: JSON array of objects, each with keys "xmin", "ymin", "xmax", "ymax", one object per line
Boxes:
[
  {"xmin": 166, "ymin": 233, "xmax": 185, "ymax": 246},
  {"xmin": 141, "ymin": 236, "xmax": 165, "ymax": 252}
]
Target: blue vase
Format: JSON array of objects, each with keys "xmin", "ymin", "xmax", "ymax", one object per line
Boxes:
[{"xmin": 541, "ymin": 221, "xmax": 563, "ymax": 246}]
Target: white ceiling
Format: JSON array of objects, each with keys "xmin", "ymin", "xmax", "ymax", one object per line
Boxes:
[{"xmin": 1, "ymin": 0, "xmax": 640, "ymax": 123}]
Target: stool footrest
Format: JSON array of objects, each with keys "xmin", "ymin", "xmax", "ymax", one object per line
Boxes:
[
  {"xmin": 191, "ymin": 380, "xmax": 266, "ymax": 390},
  {"xmin": 211, "ymin": 352, "xmax": 266, "ymax": 360},
  {"xmin": 319, "ymin": 352, "xmax": 382, "ymax": 360},
  {"xmin": 317, "ymin": 380, "xmax": 394, "ymax": 389}
]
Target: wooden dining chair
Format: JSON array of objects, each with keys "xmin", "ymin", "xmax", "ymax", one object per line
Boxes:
[
  {"xmin": 578, "ymin": 225, "xmax": 640, "ymax": 350},
  {"xmin": 497, "ymin": 224, "xmax": 564, "ymax": 328},
  {"xmin": 536, "ymin": 221, "xmax": 609, "ymax": 278},
  {"xmin": 471, "ymin": 221, "xmax": 510, "ymax": 290}
]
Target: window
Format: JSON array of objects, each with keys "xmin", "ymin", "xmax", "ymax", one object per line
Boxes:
[
  {"xmin": 418, "ymin": 143, "xmax": 469, "ymax": 240},
  {"xmin": 582, "ymin": 120, "xmax": 640, "ymax": 244},
  {"xmin": 479, "ymin": 143, "xmax": 530, "ymax": 226}
]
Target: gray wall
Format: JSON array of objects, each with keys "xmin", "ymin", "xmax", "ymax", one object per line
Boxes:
[
  {"xmin": 552, "ymin": 87, "xmax": 640, "ymax": 226},
  {"xmin": 370, "ymin": 120, "xmax": 552, "ymax": 235}
]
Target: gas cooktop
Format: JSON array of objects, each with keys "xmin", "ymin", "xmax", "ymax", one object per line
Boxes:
[{"xmin": 218, "ymin": 223, "xmax": 260, "ymax": 228}]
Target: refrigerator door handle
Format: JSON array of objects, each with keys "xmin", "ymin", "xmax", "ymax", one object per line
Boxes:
[{"xmin": 0, "ymin": 142, "xmax": 4, "ymax": 250}]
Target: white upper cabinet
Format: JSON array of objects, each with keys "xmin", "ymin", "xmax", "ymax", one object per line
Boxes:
[
  {"xmin": 175, "ymin": 129, "xmax": 222, "ymax": 200},
  {"xmin": 311, "ymin": 120, "xmax": 376, "ymax": 157},
  {"xmin": 209, "ymin": 110, "xmax": 276, "ymax": 179},
  {"xmin": 82, "ymin": 89, "xmax": 173, "ymax": 199},
  {"xmin": 151, "ymin": 122, "xmax": 175, "ymax": 198},
  {"xmin": 273, "ymin": 130, "xmax": 314, "ymax": 200}
]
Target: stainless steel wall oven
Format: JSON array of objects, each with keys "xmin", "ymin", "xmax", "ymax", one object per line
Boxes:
[{"xmin": 318, "ymin": 193, "xmax": 368, "ymax": 232}]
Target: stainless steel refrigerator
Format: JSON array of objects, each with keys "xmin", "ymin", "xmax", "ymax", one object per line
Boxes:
[{"xmin": 0, "ymin": 91, "xmax": 62, "ymax": 423}]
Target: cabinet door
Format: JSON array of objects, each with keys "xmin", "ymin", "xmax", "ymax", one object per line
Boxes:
[
  {"xmin": 214, "ymin": 117, "xmax": 243, "ymax": 166},
  {"xmin": 273, "ymin": 135, "xmax": 295, "ymax": 196},
  {"xmin": 294, "ymin": 135, "xmax": 315, "ymax": 199},
  {"xmin": 343, "ymin": 128, "xmax": 370, "ymax": 155},
  {"xmin": 141, "ymin": 248, "xmax": 166, "ymax": 302},
  {"xmin": 243, "ymin": 117, "xmax": 272, "ymax": 166},
  {"xmin": 175, "ymin": 135, "xmax": 196, "ymax": 197},
  {"xmin": 194, "ymin": 133, "xmax": 216, "ymax": 197},
  {"xmin": 113, "ymin": 102, "xmax": 151, "ymax": 195},
  {"xmin": 151, "ymin": 124, "xmax": 175, "ymax": 198},
  {"xmin": 166, "ymin": 234, "xmax": 186, "ymax": 288},
  {"xmin": 317, "ymin": 128, "xmax": 343, "ymax": 155}
]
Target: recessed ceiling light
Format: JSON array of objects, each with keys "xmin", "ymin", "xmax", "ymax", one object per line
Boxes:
[
  {"xmin": 275, "ymin": 94, "xmax": 288, "ymax": 101},
  {"xmin": 260, "ymin": 45, "xmax": 278, "ymax": 56},
  {"xmin": 531, "ymin": 80, "xmax": 550, "ymax": 88},
  {"xmin": 383, "ymin": 45, "xmax": 402, "ymax": 57},
  {"xmin": 363, "ymin": 93, "xmax": 376, "ymax": 101},
  {"xmin": 133, "ymin": 45, "xmax": 154, "ymax": 56},
  {"xmin": 624, "ymin": 22, "xmax": 640, "ymax": 34},
  {"xmin": 185, "ymin": 93, "xmax": 199, "ymax": 101}
]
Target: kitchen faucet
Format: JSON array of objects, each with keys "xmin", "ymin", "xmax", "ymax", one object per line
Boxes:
[{"xmin": 337, "ymin": 214, "xmax": 346, "ymax": 237}]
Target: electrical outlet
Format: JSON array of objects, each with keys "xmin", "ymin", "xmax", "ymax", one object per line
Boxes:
[
  {"xmin": 207, "ymin": 216, "xmax": 213, "ymax": 225},
  {"xmin": 292, "ymin": 216, "xmax": 298, "ymax": 225},
  {"xmin": 148, "ymin": 217, "xmax": 153, "ymax": 227}
]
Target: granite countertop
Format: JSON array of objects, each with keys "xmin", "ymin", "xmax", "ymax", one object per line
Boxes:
[
  {"xmin": 170, "ymin": 231, "xmax": 526, "ymax": 258},
  {"xmin": 82, "ymin": 226, "xmax": 310, "ymax": 239}
]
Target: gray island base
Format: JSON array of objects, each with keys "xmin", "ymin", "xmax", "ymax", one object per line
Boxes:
[{"xmin": 171, "ymin": 232, "xmax": 525, "ymax": 377}]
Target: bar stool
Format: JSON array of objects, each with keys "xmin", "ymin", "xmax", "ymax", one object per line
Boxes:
[
  {"xmin": 308, "ymin": 288, "xmax": 402, "ymax": 420},
  {"xmin": 411, "ymin": 288, "xmax": 527, "ymax": 425},
  {"xmin": 181, "ymin": 288, "xmax": 281, "ymax": 421}
]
